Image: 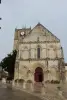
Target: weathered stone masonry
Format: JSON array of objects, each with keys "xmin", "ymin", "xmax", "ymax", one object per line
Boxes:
[{"xmin": 13, "ymin": 23, "xmax": 66, "ymax": 89}]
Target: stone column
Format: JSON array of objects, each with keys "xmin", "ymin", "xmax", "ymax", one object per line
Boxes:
[
  {"xmin": 16, "ymin": 80, "xmax": 19, "ymax": 87},
  {"xmin": 12, "ymin": 80, "xmax": 15, "ymax": 86},
  {"xmin": 30, "ymin": 83, "xmax": 34, "ymax": 92},
  {"xmin": 2, "ymin": 78, "xmax": 6, "ymax": 84},
  {"xmin": 23, "ymin": 81, "xmax": 26, "ymax": 89},
  {"xmin": 41, "ymin": 87, "xmax": 45, "ymax": 95}
]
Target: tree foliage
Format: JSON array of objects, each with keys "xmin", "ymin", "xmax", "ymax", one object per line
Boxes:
[{"xmin": 0, "ymin": 50, "xmax": 17, "ymax": 79}]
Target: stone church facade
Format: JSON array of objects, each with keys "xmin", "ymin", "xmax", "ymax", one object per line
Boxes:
[{"xmin": 13, "ymin": 23, "xmax": 66, "ymax": 89}]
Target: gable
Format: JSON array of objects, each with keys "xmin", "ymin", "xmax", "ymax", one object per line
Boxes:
[{"xmin": 22, "ymin": 23, "xmax": 60, "ymax": 42}]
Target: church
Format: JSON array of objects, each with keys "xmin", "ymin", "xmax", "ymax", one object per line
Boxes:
[{"xmin": 13, "ymin": 23, "xmax": 67, "ymax": 90}]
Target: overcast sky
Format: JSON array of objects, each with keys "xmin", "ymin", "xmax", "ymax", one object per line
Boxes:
[{"xmin": 0, "ymin": 0, "xmax": 67, "ymax": 62}]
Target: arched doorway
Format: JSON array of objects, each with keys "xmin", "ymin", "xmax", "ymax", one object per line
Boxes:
[{"xmin": 34, "ymin": 67, "xmax": 43, "ymax": 82}]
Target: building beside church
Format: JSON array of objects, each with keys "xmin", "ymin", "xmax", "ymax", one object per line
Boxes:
[{"xmin": 13, "ymin": 23, "xmax": 66, "ymax": 90}]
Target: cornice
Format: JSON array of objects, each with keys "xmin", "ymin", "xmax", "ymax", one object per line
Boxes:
[
  {"xmin": 18, "ymin": 41, "xmax": 60, "ymax": 44},
  {"xmin": 18, "ymin": 57, "xmax": 64, "ymax": 61}
]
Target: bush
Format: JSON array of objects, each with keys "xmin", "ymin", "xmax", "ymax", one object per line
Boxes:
[
  {"xmin": 45, "ymin": 80, "xmax": 51, "ymax": 83},
  {"xmin": 57, "ymin": 86, "xmax": 61, "ymax": 90},
  {"xmin": 51, "ymin": 80, "xmax": 60, "ymax": 84},
  {"xmin": 15, "ymin": 79, "xmax": 18, "ymax": 82}
]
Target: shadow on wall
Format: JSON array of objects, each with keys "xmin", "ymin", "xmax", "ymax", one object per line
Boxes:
[
  {"xmin": 15, "ymin": 79, "xmax": 33, "ymax": 90},
  {"xmin": 15, "ymin": 79, "xmax": 25, "ymax": 86},
  {"xmin": 26, "ymin": 80, "xmax": 33, "ymax": 90}
]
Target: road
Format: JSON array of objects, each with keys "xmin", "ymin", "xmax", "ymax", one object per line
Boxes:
[{"xmin": 0, "ymin": 84, "xmax": 42, "ymax": 100}]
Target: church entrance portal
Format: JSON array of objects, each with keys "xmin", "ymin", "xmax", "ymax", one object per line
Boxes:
[{"xmin": 34, "ymin": 67, "xmax": 43, "ymax": 82}]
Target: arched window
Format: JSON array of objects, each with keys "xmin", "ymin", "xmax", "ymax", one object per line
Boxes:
[{"xmin": 37, "ymin": 46, "xmax": 40, "ymax": 59}]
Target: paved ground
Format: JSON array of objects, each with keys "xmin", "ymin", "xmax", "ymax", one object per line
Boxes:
[
  {"xmin": 0, "ymin": 84, "xmax": 42, "ymax": 100},
  {"xmin": 13, "ymin": 83, "xmax": 66, "ymax": 100},
  {"xmin": 0, "ymin": 82, "xmax": 67, "ymax": 100}
]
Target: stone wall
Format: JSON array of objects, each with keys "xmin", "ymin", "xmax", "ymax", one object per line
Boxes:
[
  {"xmin": 13, "ymin": 23, "xmax": 64, "ymax": 83},
  {"xmin": 14, "ymin": 60, "xmax": 60, "ymax": 82}
]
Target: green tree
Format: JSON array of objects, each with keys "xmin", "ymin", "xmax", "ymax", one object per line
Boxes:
[{"xmin": 0, "ymin": 50, "xmax": 17, "ymax": 80}]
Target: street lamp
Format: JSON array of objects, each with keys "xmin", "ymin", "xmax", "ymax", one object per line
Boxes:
[
  {"xmin": 0, "ymin": 18, "xmax": 2, "ymax": 20},
  {"xmin": 0, "ymin": 0, "xmax": 1, "ymax": 4},
  {"xmin": 0, "ymin": 17, "xmax": 2, "ymax": 29}
]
